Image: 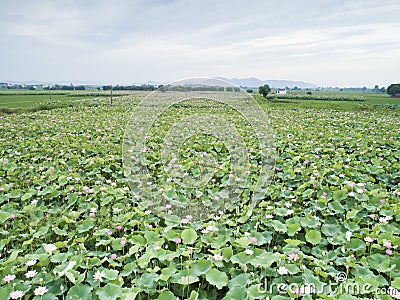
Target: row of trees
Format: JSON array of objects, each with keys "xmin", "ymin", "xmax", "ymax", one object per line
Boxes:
[
  {"xmin": 43, "ymin": 85, "xmax": 85, "ymax": 90},
  {"xmin": 158, "ymin": 85, "xmax": 241, "ymax": 92},
  {"xmin": 387, "ymin": 84, "xmax": 400, "ymax": 96},
  {"xmin": 102, "ymin": 85, "xmax": 156, "ymax": 91},
  {"xmin": 257, "ymin": 83, "xmax": 400, "ymax": 98},
  {"xmin": 373, "ymin": 85, "xmax": 386, "ymax": 93}
]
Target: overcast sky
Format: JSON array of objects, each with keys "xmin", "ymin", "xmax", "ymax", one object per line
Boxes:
[{"xmin": 1, "ymin": 0, "xmax": 399, "ymax": 87}]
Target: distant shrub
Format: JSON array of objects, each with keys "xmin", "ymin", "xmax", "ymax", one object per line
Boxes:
[
  {"xmin": 0, "ymin": 107, "xmax": 17, "ymax": 114},
  {"xmin": 373, "ymin": 104, "xmax": 399, "ymax": 109},
  {"xmin": 265, "ymin": 94, "xmax": 364, "ymax": 101}
]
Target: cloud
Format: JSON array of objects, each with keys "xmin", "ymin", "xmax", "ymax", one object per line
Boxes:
[{"xmin": 0, "ymin": 0, "xmax": 399, "ymax": 86}]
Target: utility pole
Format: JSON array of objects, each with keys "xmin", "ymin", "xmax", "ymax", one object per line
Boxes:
[{"xmin": 110, "ymin": 84, "xmax": 113, "ymax": 105}]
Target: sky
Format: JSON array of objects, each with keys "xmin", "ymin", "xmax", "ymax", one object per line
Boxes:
[{"xmin": 1, "ymin": 0, "xmax": 399, "ymax": 87}]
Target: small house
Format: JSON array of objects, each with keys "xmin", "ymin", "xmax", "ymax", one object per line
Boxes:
[{"xmin": 277, "ymin": 88, "xmax": 287, "ymax": 95}]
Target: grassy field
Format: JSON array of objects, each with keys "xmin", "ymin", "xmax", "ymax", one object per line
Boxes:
[
  {"xmin": 0, "ymin": 94, "xmax": 72, "ymax": 108},
  {"xmin": 0, "ymin": 90, "xmax": 118, "ymax": 108},
  {"xmin": 362, "ymin": 93, "xmax": 399, "ymax": 104}
]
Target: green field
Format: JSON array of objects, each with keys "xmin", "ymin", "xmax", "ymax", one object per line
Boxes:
[
  {"xmin": 0, "ymin": 94, "xmax": 71, "ymax": 108},
  {"xmin": 362, "ymin": 93, "xmax": 399, "ymax": 104},
  {"xmin": 0, "ymin": 91, "xmax": 399, "ymax": 299},
  {"xmin": 0, "ymin": 90, "xmax": 113, "ymax": 108},
  {"xmin": 1, "ymin": 90, "xmax": 399, "ymax": 109}
]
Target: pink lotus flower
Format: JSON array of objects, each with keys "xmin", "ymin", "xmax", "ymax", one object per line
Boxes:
[
  {"xmin": 213, "ymin": 253, "xmax": 223, "ymax": 261},
  {"xmin": 383, "ymin": 239, "xmax": 392, "ymax": 249},
  {"xmin": 364, "ymin": 237, "xmax": 374, "ymax": 243},
  {"xmin": 277, "ymin": 266, "xmax": 288, "ymax": 275},
  {"xmin": 288, "ymin": 252, "xmax": 300, "ymax": 261},
  {"xmin": 25, "ymin": 270, "xmax": 37, "ymax": 278},
  {"xmin": 10, "ymin": 291, "xmax": 24, "ymax": 299},
  {"xmin": 120, "ymin": 239, "xmax": 126, "ymax": 246},
  {"xmin": 116, "ymin": 225, "xmax": 123, "ymax": 230},
  {"xmin": 3, "ymin": 274, "xmax": 16, "ymax": 282},
  {"xmin": 250, "ymin": 237, "xmax": 257, "ymax": 243},
  {"xmin": 110, "ymin": 253, "xmax": 117, "ymax": 260},
  {"xmin": 93, "ymin": 270, "xmax": 105, "ymax": 282},
  {"xmin": 34, "ymin": 286, "xmax": 48, "ymax": 296},
  {"xmin": 175, "ymin": 237, "xmax": 182, "ymax": 244},
  {"xmin": 26, "ymin": 259, "xmax": 37, "ymax": 266},
  {"xmin": 245, "ymin": 249, "xmax": 254, "ymax": 255}
]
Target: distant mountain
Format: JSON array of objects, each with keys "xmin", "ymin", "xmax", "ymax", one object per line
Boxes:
[
  {"xmin": 264, "ymin": 79, "xmax": 318, "ymax": 89},
  {"xmin": 142, "ymin": 80, "xmax": 162, "ymax": 86},
  {"xmin": 1, "ymin": 77, "xmax": 318, "ymax": 89},
  {"xmin": 214, "ymin": 77, "xmax": 264, "ymax": 87},
  {"xmin": 213, "ymin": 77, "xmax": 318, "ymax": 89},
  {"xmin": 0, "ymin": 80, "xmax": 47, "ymax": 85},
  {"xmin": 0, "ymin": 80, "xmax": 105, "ymax": 86}
]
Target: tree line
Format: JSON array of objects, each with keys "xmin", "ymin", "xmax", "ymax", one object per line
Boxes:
[
  {"xmin": 387, "ymin": 83, "xmax": 400, "ymax": 96},
  {"xmin": 102, "ymin": 85, "xmax": 156, "ymax": 91},
  {"xmin": 257, "ymin": 83, "xmax": 400, "ymax": 98}
]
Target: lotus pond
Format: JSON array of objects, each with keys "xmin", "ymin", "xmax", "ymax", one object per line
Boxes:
[{"xmin": 0, "ymin": 93, "xmax": 399, "ymax": 299}]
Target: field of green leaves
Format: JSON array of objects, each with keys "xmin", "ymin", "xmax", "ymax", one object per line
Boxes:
[{"xmin": 0, "ymin": 92, "xmax": 399, "ymax": 299}]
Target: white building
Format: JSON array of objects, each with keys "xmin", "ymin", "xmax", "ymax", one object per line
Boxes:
[{"xmin": 277, "ymin": 88, "xmax": 287, "ymax": 95}]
